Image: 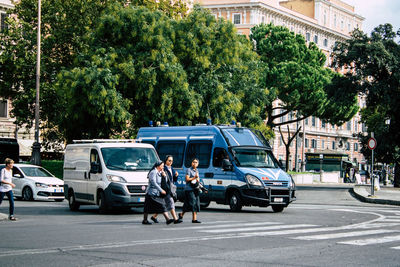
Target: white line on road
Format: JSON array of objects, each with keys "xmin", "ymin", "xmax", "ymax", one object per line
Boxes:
[
  {"xmin": 294, "ymin": 229, "xmax": 398, "ymax": 240},
  {"xmin": 165, "ymin": 222, "xmax": 281, "ymax": 231},
  {"xmin": 200, "ymin": 224, "xmax": 317, "ymax": 233},
  {"xmin": 338, "ymin": 234, "xmax": 400, "ymax": 246}
]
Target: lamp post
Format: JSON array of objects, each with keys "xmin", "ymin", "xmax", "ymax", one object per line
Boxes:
[{"xmin": 31, "ymin": 0, "xmax": 41, "ymax": 165}]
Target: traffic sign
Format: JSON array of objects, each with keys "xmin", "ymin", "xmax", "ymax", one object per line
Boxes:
[{"xmin": 368, "ymin": 137, "xmax": 377, "ymax": 150}]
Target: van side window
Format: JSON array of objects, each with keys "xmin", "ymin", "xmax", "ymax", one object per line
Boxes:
[
  {"xmin": 213, "ymin": 148, "xmax": 229, "ymax": 167},
  {"xmin": 185, "ymin": 141, "xmax": 212, "ymax": 168},
  {"xmin": 157, "ymin": 141, "xmax": 185, "ymax": 168},
  {"xmin": 90, "ymin": 149, "xmax": 102, "ymax": 173}
]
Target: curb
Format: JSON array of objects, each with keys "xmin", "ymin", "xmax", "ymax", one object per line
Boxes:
[{"xmin": 350, "ymin": 187, "xmax": 400, "ymax": 206}]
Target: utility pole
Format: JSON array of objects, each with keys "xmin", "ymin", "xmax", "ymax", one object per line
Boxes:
[{"xmin": 31, "ymin": 0, "xmax": 41, "ymax": 165}]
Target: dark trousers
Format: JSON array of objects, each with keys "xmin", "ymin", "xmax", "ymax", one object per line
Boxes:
[{"xmin": 0, "ymin": 190, "xmax": 15, "ymax": 216}]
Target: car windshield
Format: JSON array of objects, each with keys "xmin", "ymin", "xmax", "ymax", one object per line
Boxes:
[
  {"xmin": 20, "ymin": 166, "xmax": 54, "ymax": 177},
  {"xmin": 232, "ymin": 147, "xmax": 279, "ymax": 168},
  {"xmin": 101, "ymin": 147, "xmax": 158, "ymax": 171}
]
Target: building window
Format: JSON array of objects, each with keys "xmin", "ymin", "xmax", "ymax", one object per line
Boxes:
[
  {"xmin": 334, "ymin": 14, "xmax": 337, "ymax": 27},
  {"xmin": 332, "ymin": 141, "xmax": 336, "ymax": 150},
  {"xmin": 306, "ymin": 32, "xmax": 311, "ymax": 42},
  {"xmin": 341, "ymin": 20, "xmax": 344, "ymax": 30},
  {"xmin": 354, "ymin": 120, "xmax": 358, "ymax": 132},
  {"xmin": 0, "ymin": 100, "xmax": 7, "ymax": 117},
  {"xmin": 321, "ymin": 121, "xmax": 326, "ymax": 128},
  {"xmin": 1, "ymin": 13, "xmax": 8, "ymax": 32},
  {"xmin": 312, "ymin": 117, "xmax": 316, "ymax": 127},
  {"xmin": 311, "ymin": 139, "xmax": 317, "ymax": 149},
  {"xmin": 323, "ymin": 38, "xmax": 328, "ymax": 47},
  {"xmin": 354, "ymin": 143, "xmax": 359, "ymax": 152},
  {"xmin": 346, "ymin": 142, "xmax": 351, "ymax": 151},
  {"xmin": 305, "ymin": 139, "xmax": 309, "ymax": 148},
  {"xmin": 233, "ymin": 13, "xmax": 241, "ymax": 25},
  {"xmin": 347, "ymin": 121, "xmax": 351, "ymax": 131},
  {"xmin": 305, "ymin": 117, "xmax": 309, "ymax": 125},
  {"xmin": 321, "ymin": 140, "xmax": 325, "ymax": 149},
  {"xmin": 314, "ymin": 35, "xmax": 318, "ymax": 44}
]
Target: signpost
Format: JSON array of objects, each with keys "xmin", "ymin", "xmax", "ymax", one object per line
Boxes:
[{"xmin": 368, "ymin": 134, "xmax": 377, "ymax": 196}]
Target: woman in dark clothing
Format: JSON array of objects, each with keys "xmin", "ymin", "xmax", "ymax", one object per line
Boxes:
[
  {"xmin": 142, "ymin": 161, "xmax": 174, "ymax": 225},
  {"xmin": 151, "ymin": 155, "xmax": 182, "ymax": 224},
  {"xmin": 178, "ymin": 158, "xmax": 202, "ymax": 223}
]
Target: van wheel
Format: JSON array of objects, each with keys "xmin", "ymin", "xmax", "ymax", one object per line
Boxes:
[
  {"xmin": 272, "ymin": 205, "xmax": 284, "ymax": 213},
  {"xmin": 68, "ymin": 191, "xmax": 80, "ymax": 211},
  {"xmin": 22, "ymin": 187, "xmax": 33, "ymax": 201},
  {"xmin": 229, "ymin": 191, "xmax": 242, "ymax": 212},
  {"xmin": 98, "ymin": 191, "xmax": 109, "ymax": 214}
]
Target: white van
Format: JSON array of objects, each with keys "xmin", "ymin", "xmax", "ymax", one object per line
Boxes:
[{"xmin": 63, "ymin": 140, "xmax": 159, "ymax": 213}]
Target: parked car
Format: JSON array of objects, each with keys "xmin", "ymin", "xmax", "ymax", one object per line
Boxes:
[{"xmin": 0, "ymin": 164, "xmax": 64, "ymax": 201}]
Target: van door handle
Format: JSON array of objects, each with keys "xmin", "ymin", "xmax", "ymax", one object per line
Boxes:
[{"xmin": 204, "ymin": 172, "xmax": 214, "ymax": 178}]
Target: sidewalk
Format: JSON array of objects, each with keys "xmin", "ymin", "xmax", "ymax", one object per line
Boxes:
[{"xmin": 351, "ymin": 184, "xmax": 400, "ymax": 206}]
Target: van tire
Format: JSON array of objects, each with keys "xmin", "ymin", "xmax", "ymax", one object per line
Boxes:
[
  {"xmin": 272, "ymin": 205, "xmax": 284, "ymax": 213},
  {"xmin": 98, "ymin": 191, "xmax": 109, "ymax": 214},
  {"xmin": 68, "ymin": 190, "xmax": 80, "ymax": 211},
  {"xmin": 22, "ymin": 187, "xmax": 33, "ymax": 201},
  {"xmin": 229, "ymin": 191, "xmax": 242, "ymax": 212}
]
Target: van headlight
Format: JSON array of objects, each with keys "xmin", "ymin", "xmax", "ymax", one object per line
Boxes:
[
  {"xmin": 35, "ymin": 182, "xmax": 49, "ymax": 188},
  {"xmin": 106, "ymin": 175, "xmax": 127, "ymax": 183},
  {"xmin": 245, "ymin": 174, "xmax": 263, "ymax": 187}
]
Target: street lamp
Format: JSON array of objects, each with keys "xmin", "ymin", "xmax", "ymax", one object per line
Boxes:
[{"xmin": 31, "ymin": 0, "xmax": 41, "ymax": 165}]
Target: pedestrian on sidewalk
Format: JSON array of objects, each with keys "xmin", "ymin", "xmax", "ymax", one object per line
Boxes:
[
  {"xmin": 142, "ymin": 160, "xmax": 174, "ymax": 225},
  {"xmin": 354, "ymin": 168, "xmax": 362, "ymax": 184},
  {"xmin": 179, "ymin": 158, "xmax": 202, "ymax": 223},
  {"xmin": 0, "ymin": 158, "xmax": 17, "ymax": 221},
  {"xmin": 151, "ymin": 155, "xmax": 182, "ymax": 224}
]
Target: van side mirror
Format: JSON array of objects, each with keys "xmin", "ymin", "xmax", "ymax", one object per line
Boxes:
[
  {"xmin": 90, "ymin": 162, "xmax": 101, "ymax": 174},
  {"xmin": 222, "ymin": 159, "xmax": 233, "ymax": 171}
]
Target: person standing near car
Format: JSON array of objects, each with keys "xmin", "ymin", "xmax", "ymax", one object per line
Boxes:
[
  {"xmin": 151, "ymin": 155, "xmax": 182, "ymax": 224},
  {"xmin": 142, "ymin": 160, "xmax": 174, "ymax": 225},
  {"xmin": 0, "ymin": 158, "xmax": 17, "ymax": 221},
  {"xmin": 178, "ymin": 158, "xmax": 202, "ymax": 223}
]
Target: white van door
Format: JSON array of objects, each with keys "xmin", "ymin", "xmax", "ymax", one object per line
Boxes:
[
  {"xmin": 66, "ymin": 146, "xmax": 90, "ymax": 202},
  {"xmin": 87, "ymin": 149, "xmax": 103, "ymax": 204}
]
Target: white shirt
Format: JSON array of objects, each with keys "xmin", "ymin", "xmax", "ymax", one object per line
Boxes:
[{"xmin": 0, "ymin": 168, "xmax": 13, "ymax": 192}]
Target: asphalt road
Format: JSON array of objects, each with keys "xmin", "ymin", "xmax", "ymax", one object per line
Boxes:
[{"xmin": 1, "ymin": 186, "xmax": 400, "ymax": 267}]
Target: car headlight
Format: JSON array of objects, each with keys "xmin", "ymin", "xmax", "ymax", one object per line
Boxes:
[
  {"xmin": 106, "ymin": 175, "xmax": 127, "ymax": 183},
  {"xmin": 245, "ymin": 174, "xmax": 263, "ymax": 187},
  {"xmin": 35, "ymin": 182, "xmax": 49, "ymax": 188}
]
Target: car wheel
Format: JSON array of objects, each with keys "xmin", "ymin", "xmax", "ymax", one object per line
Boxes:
[
  {"xmin": 68, "ymin": 190, "xmax": 80, "ymax": 211},
  {"xmin": 98, "ymin": 191, "xmax": 109, "ymax": 214},
  {"xmin": 229, "ymin": 191, "xmax": 242, "ymax": 212},
  {"xmin": 22, "ymin": 187, "xmax": 33, "ymax": 201},
  {"xmin": 272, "ymin": 205, "xmax": 284, "ymax": 213}
]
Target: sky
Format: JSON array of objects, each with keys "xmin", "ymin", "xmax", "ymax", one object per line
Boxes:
[{"xmin": 345, "ymin": 0, "xmax": 400, "ymax": 35}]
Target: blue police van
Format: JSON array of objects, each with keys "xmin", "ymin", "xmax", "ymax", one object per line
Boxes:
[{"xmin": 137, "ymin": 124, "xmax": 296, "ymax": 212}]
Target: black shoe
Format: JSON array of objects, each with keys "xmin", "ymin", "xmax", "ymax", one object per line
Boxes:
[
  {"xmin": 9, "ymin": 216, "xmax": 17, "ymax": 221},
  {"xmin": 166, "ymin": 219, "xmax": 174, "ymax": 225},
  {"xmin": 178, "ymin": 213, "xmax": 183, "ymax": 220},
  {"xmin": 142, "ymin": 220, "xmax": 152, "ymax": 225},
  {"xmin": 150, "ymin": 216, "xmax": 159, "ymax": 223},
  {"xmin": 192, "ymin": 220, "xmax": 201, "ymax": 223},
  {"xmin": 174, "ymin": 219, "xmax": 183, "ymax": 224}
]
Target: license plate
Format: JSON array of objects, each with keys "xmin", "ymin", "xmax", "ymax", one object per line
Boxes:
[
  {"xmin": 138, "ymin": 197, "xmax": 144, "ymax": 202},
  {"xmin": 273, "ymin": 198, "xmax": 283, "ymax": 203},
  {"xmin": 53, "ymin": 188, "xmax": 63, "ymax": 193}
]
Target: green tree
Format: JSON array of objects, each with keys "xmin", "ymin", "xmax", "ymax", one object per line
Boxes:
[
  {"xmin": 332, "ymin": 24, "xmax": 400, "ymax": 186},
  {"xmin": 250, "ymin": 24, "xmax": 359, "ymax": 170}
]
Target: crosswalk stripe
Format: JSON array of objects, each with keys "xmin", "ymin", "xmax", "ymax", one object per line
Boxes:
[
  {"xmin": 338, "ymin": 234, "xmax": 400, "ymax": 246},
  {"xmin": 390, "ymin": 246, "xmax": 400, "ymax": 250},
  {"xmin": 165, "ymin": 222, "xmax": 281, "ymax": 231},
  {"xmin": 200, "ymin": 224, "xmax": 317, "ymax": 233},
  {"xmin": 294, "ymin": 229, "xmax": 398, "ymax": 240},
  {"xmin": 380, "ymin": 219, "xmax": 400, "ymax": 222}
]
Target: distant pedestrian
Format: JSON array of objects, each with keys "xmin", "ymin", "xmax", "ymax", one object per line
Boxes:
[
  {"xmin": 0, "ymin": 158, "xmax": 17, "ymax": 221},
  {"xmin": 142, "ymin": 160, "xmax": 174, "ymax": 225},
  {"xmin": 151, "ymin": 155, "xmax": 182, "ymax": 224},
  {"xmin": 354, "ymin": 169, "xmax": 362, "ymax": 184},
  {"xmin": 178, "ymin": 158, "xmax": 202, "ymax": 223}
]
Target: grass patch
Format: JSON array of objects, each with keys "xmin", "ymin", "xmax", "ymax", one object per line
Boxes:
[{"xmin": 42, "ymin": 160, "xmax": 64, "ymax": 179}]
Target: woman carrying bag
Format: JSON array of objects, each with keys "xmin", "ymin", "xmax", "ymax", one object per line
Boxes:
[{"xmin": 142, "ymin": 161, "xmax": 174, "ymax": 225}]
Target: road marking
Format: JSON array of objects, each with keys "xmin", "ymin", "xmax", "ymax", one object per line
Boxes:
[
  {"xmin": 200, "ymin": 224, "xmax": 317, "ymax": 233},
  {"xmin": 338, "ymin": 234, "xmax": 400, "ymax": 246},
  {"xmin": 294, "ymin": 229, "xmax": 398, "ymax": 240},
  {"xmin": 165, "ymin": 222, "xmax": 281, "ymax": 231}
]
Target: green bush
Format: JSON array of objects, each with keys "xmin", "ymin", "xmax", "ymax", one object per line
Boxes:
[{"xmin": 42, "ymin": 160, "xmax": 64, "ymax": 179}]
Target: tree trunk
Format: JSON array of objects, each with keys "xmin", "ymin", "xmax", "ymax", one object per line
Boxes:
[
  {"xmin": 285, "ymin": 146, "xmax": 290, "ymax": 172},
  {"xmin": 394, "ymin": 162, "xmax": 400, "ymax": 188}
]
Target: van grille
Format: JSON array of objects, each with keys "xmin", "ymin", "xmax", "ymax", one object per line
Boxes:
[
  {"xmin": 264, "ymin": 181, "xmax": 288, "ymax": 187},
  {"xmin": 127, "ymin": 185, "xmax": 147, "ymax": 194}
]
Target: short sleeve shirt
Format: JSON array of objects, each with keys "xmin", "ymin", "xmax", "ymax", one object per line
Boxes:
[
  {"xmin": 0, "ymin": 168, "xmax": 13, "ymax": 192},
  {"xmin": 185, "ymin": 167, "xmax": 198, "ymax": 191}
]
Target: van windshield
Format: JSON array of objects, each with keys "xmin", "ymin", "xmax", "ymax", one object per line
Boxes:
[
  {"xmin": 232, "ymin": 147, "xmax": 279, "ymax": 168},
  {"xmin": 101, "ymin": 147, "xmax": 158, "ymax": 171}
]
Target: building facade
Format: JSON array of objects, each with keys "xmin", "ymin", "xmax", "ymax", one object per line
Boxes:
[{"xmin": 198, "ymin": 0, "xmax": 366, "ymax": 172}]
